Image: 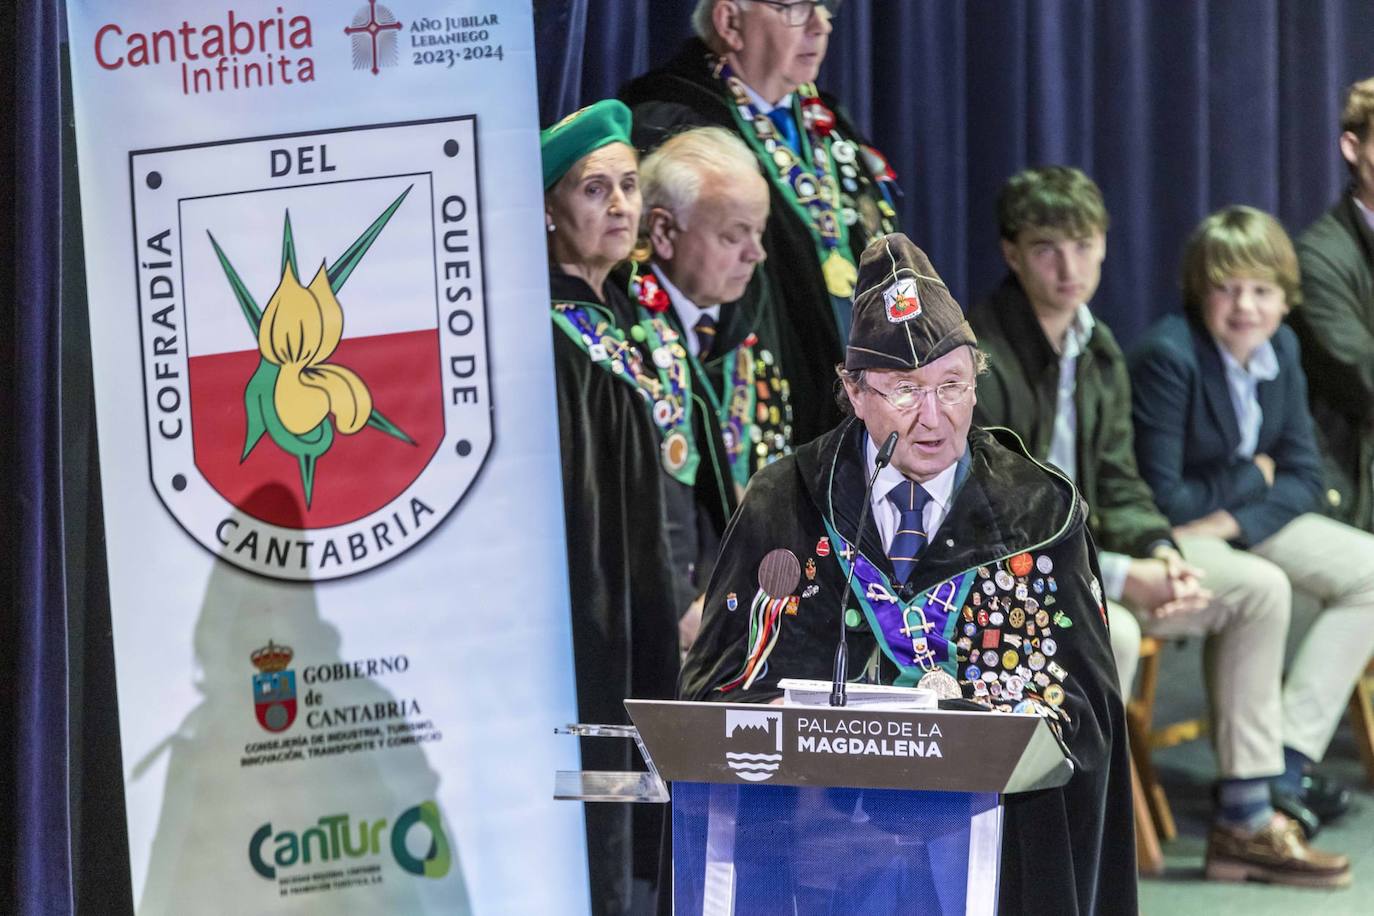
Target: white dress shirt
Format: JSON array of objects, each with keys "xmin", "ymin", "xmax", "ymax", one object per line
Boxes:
[
  {"xmin": 653, "ymin": 266, "xmax": 720, "ymax": 359},
  {"xmin": 1216, "ymin": 340, "xmax": 1279, "ymax": 461},
  {"xmin": 865, "ymin": 435, "xmax": 958, "ymax": 553},
  {"xmin": 1353, "ymin": 194, "xmax": 1374, "ymax": 233},
  {"xmin": 1042, "ymin": 304, "xmax": 1130, "ymax": 601},
  {"xmin": 1045, "ymin": 304, "xmax": 1095, "ymax": 482},
  {"xmin": 739, "ymin": 81, "xmax": 793, "ymax": 115}
]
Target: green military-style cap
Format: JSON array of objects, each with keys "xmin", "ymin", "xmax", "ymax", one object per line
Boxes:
[
  {"xmin": 844, "ymin": 233, "xmax": 976, "ymax": 371},
  {"xmin": 540, "ymin": 99, "xmax": 634, "ymax": 190}
]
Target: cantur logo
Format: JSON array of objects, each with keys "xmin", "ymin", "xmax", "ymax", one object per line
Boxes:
[{"xmin": 249, "ymin": 801, "xmax": 451, "ymax": 879}]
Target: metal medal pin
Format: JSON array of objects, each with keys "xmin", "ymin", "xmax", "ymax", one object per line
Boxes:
[
  {"xmin": 918, "ymin": 668, "xmax": 961, "ymax": 699},
  {"xmin": 661, "ymin": 431, "xmax": 689, "ymax": 472},
  {"xmin": 653, "ymin": 399, "xmax": 673, "ymax": 426}
]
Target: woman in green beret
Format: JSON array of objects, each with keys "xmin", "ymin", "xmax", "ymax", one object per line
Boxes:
[{"xmin": 542, "ymin": 99, "xmax": 676, "ymax": 915}]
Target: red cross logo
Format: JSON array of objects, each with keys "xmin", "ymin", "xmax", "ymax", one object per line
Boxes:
[{"xmin": 345, "ymin": 1, "xmax": 404, "ymax": 75}]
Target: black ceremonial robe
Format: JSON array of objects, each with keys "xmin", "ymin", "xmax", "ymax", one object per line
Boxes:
[
  {"xmin": 680, "ymin": 420, "xmax": 1137, "ymax": 915},
  {"xmin": 622, "ymin": 39, "xmax": 899, "ymax": 446},
  {"xmin": 638, "ymin": 266, "xmax": 797, "ymax": 598},
  {"xmin": 550, "ymin": 267, "xmax": 680, "ymax": 915}
]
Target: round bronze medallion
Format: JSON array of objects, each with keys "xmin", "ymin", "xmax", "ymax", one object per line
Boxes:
[{"xmin": 661, "ymin": 431, "xmax": 689, "ymax": 472}]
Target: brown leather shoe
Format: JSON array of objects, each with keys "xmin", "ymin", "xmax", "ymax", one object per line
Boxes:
[{"xmin": 1205, "ymin": 812, "xmax": 1351, "ymax": 888}]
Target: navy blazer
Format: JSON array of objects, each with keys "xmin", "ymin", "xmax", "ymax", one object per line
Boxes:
[{"xmin": 1127, "ymin": 313, "xmax": 1323, "ymax": 547}]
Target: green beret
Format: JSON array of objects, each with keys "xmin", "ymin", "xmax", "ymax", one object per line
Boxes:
[
  {"xmin": 845, "ymin": 233, "xmax": 976, "ymax": 371},
  {"xmin": 540, "ymin": 99, "xmax": 634, "ymax": 190}
]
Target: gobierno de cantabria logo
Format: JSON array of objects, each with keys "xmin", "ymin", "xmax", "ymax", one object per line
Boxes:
[
  {"xmin": 130, "ymin": 117, "xmax": 488, "ymax": 580},
  {"xmin": 724, "ymin": 709, "xmax": 783, "ymax": 782}
]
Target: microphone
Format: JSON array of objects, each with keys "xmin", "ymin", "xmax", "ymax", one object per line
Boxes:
[{"xmin": 830, "ymin": 431, "xmax": 898, "ymax": 707}]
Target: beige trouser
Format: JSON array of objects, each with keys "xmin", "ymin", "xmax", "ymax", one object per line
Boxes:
[{"xmin": 1106, "ymin": 514, "xmax": 1374, "ymax": 778}]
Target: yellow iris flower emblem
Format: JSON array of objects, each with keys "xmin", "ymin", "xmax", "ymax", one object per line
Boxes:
[
  {"xmin": 207, "ymin": 188, "xmax": 414, "ymax": 506},
  {"xmin": 258, "ymin": 261, "xmax": 373, "ymax": 437}
]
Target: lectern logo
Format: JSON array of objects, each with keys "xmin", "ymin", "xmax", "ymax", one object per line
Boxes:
[
  {"xmin": 724, "ymin": 709, "xmax": 783, "ymax": 782},
  {"xmin": 130, "ymin": 117, "xmax": 490, "ymax": 581}
]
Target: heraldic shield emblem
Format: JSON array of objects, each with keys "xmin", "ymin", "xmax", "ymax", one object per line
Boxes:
[
  {"xmin": 129, "ymin": 117, "xmax": 489, "ymax": 580},
  {"xmin": 251, "ymin": 640, "xmax": 297, "ymax": 733}
]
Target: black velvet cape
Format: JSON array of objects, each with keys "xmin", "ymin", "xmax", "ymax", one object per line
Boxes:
[
  {"xmin": 680, "ymin": 420, "xmax": 1138, "ymax": 915},
  {"xmin": 550, "ymin": 267, "xmax": 680, "ymax": 915},
  {"xmin": 622, "ymin": 39, "xmax": 898, "ymax": 447}
]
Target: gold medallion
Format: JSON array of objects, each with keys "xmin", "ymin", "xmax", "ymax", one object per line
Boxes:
[
  {"xmin": 661, "ymin": 431, "xmax": 689, "ymax": 473},
  {"xmin": 822, "ymin": 250, "xmax": 857, "ymax": 297}
]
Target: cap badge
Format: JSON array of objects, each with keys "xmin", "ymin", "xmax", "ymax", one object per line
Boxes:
[{"xmin": 883, "ymin": 276, "xmax": 921, "ymax": 323}]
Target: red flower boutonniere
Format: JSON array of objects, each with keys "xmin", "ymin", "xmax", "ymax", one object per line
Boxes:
[
  {"xmin": 801, "ymin": 97, "xmax": 836, "ymax": 135},
  {"xmin": 636, "ymin": 273, "xmax": 671, "ymax": 313}
]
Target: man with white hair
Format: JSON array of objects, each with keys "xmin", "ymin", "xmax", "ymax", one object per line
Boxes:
[
  {"xmin": 636, "ymin": 125, "xmax": 795, "ymax": 649},
  {"xmin": 622, "ymin": 0, "xmax": 899, "ymax": 447}
]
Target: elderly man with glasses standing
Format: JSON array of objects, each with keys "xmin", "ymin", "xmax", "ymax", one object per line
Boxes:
[
  {"xmin": 681, "ymin": 233, "xmax": 1136, "ymax": 915},
  {"xmin": 622, "ymin": 0, "xmax": 901, "ymax": 447}
]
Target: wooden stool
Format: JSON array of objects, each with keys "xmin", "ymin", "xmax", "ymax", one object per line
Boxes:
[
  {"xmin": 1349, "ymin": 657, "xmax": 1374, "ymax": 786},
  {"xmin": 1126, "ymin": 636, "xmax": 1186, "ymax": 846},
  {"xmin": 1129, "ymin": 641, "xmax": 1374, "ymax": 872}
]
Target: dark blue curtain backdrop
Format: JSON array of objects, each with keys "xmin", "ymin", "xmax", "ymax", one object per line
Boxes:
[
  {"xmin": 534, "ymin": 0, "xmax": 1374, "ymax": 344},
  {"xmin": 8, "ymin": 0, "xmax": 75, "ymax": 914}
]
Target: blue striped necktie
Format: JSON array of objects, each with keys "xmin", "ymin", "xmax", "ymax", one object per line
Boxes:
[
  {"xmin": 694, "ymin": 313, "xmax": 717, "ymax": 359},
  {"xmin": 886, "ymin": 479, "xmax": 932, "ymax": 584}
]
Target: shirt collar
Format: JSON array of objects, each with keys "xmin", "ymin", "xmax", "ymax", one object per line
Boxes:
[
  {"xmin": 652, "ymin": 264, "xmax": 721, "ymax": 330},
  {"xmin": 1059, "ymin": 304, "xmax": 1096, "ymax": 360},
  {"xmin": 1215, "ymin": 338, "xmax": 1280, "ymax": 382},
  {"xmin": 865, "ymin": 434, "xmax": 959, "ymax": 513},
  {"xmin": 1353, "ymin": 194, "xmax": 1374, "ymax": 234},
  {"xmin": 739, "ymin": 80, "xmax": 793, "ymax": 114}
]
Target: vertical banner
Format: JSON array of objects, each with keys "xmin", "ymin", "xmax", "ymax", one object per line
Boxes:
[{"xmin": 65, "ymin": 2, "xmax": 587, "ymax": 912}]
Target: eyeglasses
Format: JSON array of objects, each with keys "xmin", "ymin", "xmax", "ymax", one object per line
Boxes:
[
  {"xmin": 750, "ymin": 0, "xmax": 840, "ymax": 28},
  {"xmin": 867, "ymin": 380, "xmax": 974, "ymax": 411}
]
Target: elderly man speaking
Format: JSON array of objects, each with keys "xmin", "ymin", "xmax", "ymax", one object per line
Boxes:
[
  {"xmin": 623, "ymin": 0, "xmax": 900, "ymax": 447},
  {"xmin": 680, "ymin": 234, "xmax": 1136, "ymax": 914}
]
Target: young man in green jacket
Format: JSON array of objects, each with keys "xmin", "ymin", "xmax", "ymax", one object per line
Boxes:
[{"xmin": 1293, "ymin": 76, "xmax": 1374, "ymax": 531}]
